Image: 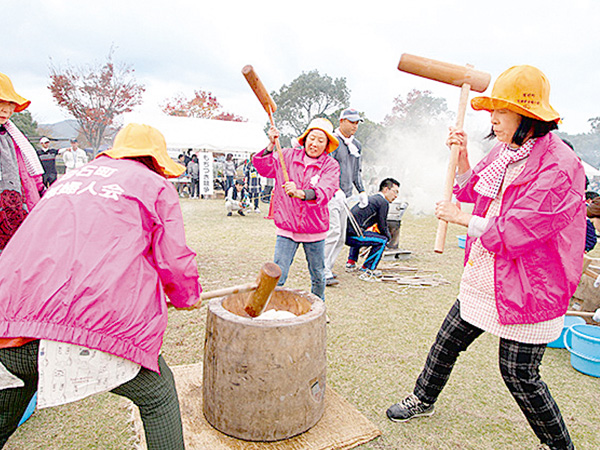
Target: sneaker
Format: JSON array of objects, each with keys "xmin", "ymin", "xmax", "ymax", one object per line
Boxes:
[
  {"xmin": 227, "ymin": 212, "xmax": 232, "ymax": 216},
  {"xmin": 359, "ymin": 267, "xmax": 382, "ymax": 278},
  {"xmin": 325, "ymin": 277, "xmax": 339, "ymax": 287},
  {"xmin": 358, "ymin": 271, "xmax": 382, "ymax": 282},
  {"xmin": 237, "ymin": 210, "xmax": 245, "ymax": 216},
  {"xmin": 345, "ymin": 262, "xmax": 357, "ymax": 272},
  {"xmin": 254, "ymin": 208, "xmax": 261, "ymax": 214},
  {"xmin": 386, "ymin": 394, "xmax": 435, "ymax": 422}
]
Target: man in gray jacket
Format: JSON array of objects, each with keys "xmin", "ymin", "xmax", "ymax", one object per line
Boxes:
[{"xmin": 324, "ymin": 108, "xmax": 368, "ymax": 286}]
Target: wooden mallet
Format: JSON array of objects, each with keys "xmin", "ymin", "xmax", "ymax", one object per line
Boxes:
[
  {"xmin": 175, "ymin": 262, "xmax": 281, "ymax": 317},
  {"xmin": 397, "ymin": 54, "xmax": 491, "ymax": 253},
  {"xmin": 242, "ymin": 65, "xmax": 290, "ymax": 183}
]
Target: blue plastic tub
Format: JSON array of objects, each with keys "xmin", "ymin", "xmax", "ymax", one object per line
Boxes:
[
  {"xmin": 457, "ymin": 235, "xmax": 466, "ymax": 249},
  {"xmin": 564, "ymin": 324, "xmax": 600, "ymax": 378},
  {"xmin": 547, "ymin": 316, "xmax": 585, "ymax": 348},
  {"xmin": 18, "ymin": 392, "xmax": 37, "ymax": 427}
]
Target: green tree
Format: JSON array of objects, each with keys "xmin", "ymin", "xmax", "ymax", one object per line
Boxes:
[
  {"xmin": 271, "ymin": 70, "xmax": 350, "ymax": 146},
  {"xmin": 383, "ymin": 89, "xmax": 451, "ymax": 130},
  {"xmin": 11, "ymin": 110, "xmax": 38, "ymax": 144}
]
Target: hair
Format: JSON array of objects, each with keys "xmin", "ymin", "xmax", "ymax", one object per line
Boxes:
[
  {"xmin": 226, "ymin": 153, "xmax": 233, "ymax": 161},
  {"xmin": 191, "ymin": 154, "xmax": 198, "ymax": 163},
  {"xmin": 128, "ymin": 156, "xmax": 163, "ymax": 177},
  {"xmin": 487, "ymin": 115, "xmax": 558, "ymax": 147},
  {"xmin": 586, "ymin": 191, "xmax": 599, "ymax": 201},
  {"xmin": 588, "ymin": 196, "xmax": 600, "ymax": 218},
  {"xmin": 379, "ymin": 177, "xmax": 400, "ymax": 192},
  {"xmin": 234, "ymin": 178, "xmax": 244, "ymax": 186}
]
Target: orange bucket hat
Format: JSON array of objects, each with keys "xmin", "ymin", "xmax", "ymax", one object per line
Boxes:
[
  {"xmin": 0, "ymin": 73, "xmax": 31, "ymax": 112},
  {"xmin": 297, "ymin": 118, "xmax": 339, "ymax": 154},
  {"xmin": 99, "ymin": 123, "xmax": 185, "ymax": 178},
  {"xmin": 471, "ymin": 65, "xmax": 560, "ymax": 123}
]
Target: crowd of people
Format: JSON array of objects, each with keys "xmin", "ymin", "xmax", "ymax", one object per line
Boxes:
[{"xmin": 0, "ymin": 62, "xmax": 597, "ymax": 450}]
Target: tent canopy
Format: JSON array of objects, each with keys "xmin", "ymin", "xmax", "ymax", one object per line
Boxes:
[
  {"xmin": 581, "ymin": 159, "xmax": 600, "ymax": 178},
  {"xmin": 123, "ymin": 113, "xmax": 267, "ymax": 156}
]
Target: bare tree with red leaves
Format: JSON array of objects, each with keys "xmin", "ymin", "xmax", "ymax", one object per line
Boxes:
[
  {"xmin": 161, "ymin": 90, "xmax": 246, "ymax": 122},
  {"xmin": 48, "ymin": 51, "xmax": 145, "ymax": 155}
]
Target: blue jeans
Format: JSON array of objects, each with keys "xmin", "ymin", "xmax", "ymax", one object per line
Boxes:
[{"xmin": 274, "ymin": 235, "xmax": 325, "ymax": 300}]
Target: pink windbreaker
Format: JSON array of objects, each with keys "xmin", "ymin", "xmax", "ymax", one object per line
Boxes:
[
  {"xmin": 455, "ymin": 132, "xmax": 586, "ymax": 325},
  {"xmin": 0, "ymin": 156, "xmax": 200, "ymax": 372},
  {"xmin": 253, "ymin": 146, "xmax": 340, "ymax": 234}
]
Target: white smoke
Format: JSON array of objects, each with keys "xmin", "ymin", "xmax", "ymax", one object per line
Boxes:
[{"xmin": 364, "ymin": 114, "xmax": 493, "ymax": 215}]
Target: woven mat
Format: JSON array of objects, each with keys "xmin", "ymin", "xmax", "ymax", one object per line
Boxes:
[{"xmin": 131, "ymin": 363, "xmax": 381, "ymax": 450}]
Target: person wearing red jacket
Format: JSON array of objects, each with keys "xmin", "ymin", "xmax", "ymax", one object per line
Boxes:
[{"xmin": 387, "ymin": 66, "xmax": 585, "ymax": 450}]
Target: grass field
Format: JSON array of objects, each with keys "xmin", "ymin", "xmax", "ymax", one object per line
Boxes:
[{"xmin": 6, "ymin": 198, "xmax": 600, "ymax": 449}]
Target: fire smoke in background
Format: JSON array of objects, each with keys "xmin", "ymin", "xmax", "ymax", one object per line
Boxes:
[{"xmin": 364, "ymin": 113, "xmax": 494, "ymax": 215}]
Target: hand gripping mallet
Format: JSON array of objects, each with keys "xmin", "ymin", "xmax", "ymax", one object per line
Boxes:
[
  {"xmin": 174, "ymin": 262, "xmax": 282, "ymax": 317},
  {"xmin": 242, "ymin": 65, "xmax": 290, "ymax": 183},
  {"xmin": 397, "ymin": 54, "xmax": 491, "ymax": 253}
]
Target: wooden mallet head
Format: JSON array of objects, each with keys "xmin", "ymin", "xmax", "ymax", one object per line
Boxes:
[
  {"xmin": 397, "ymin": 54, "xmax": 491, "ymax": 93},
  {"xmin": 242, "ymin": 65, "xmax": 277, "ymax": 115},
  {"xmin": 244, "ymin": 262, "xmax": 282, "ymax": 317}
]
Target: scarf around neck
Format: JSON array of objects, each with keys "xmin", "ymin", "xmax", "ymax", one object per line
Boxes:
[
  {"xmin": 335, "ymin": 128, "xmax": 360, "ymax": 157},
  {"xmin": 474, "ymin": 138, "xmax": 536, "ymax": 198},
  {"xmin": 3, "ymin": 120, "xmax": 44, "ymax": 176}
]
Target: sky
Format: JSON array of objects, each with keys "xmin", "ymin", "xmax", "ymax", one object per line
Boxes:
[{"xmin": 5, "ymin": 0, "xmax": 600, "ymax": 136}]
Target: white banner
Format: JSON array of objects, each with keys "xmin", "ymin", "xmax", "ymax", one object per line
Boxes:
[{"xmin": 198, "ymin": 152, "xmax": 214, "ymax": 196}]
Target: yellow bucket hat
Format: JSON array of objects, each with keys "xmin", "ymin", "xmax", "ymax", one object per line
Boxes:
[
  {"xmin": 0, "ymin": 73, "xmax": 31, "ymax": 112},
  {"xmin": 297, "ymin": 118, "xmax": 339, "ymax": 154},
  {"xmin": 471, "ymin": 65, "xmax": 560, "ymax": 123},
  {"xmin": 99, "ymin": 123, "xmax": 185, "ymax": 178}
]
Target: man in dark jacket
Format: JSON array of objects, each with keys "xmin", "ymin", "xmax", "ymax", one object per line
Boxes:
[
  {"xmin": 345, "ymin": 178, "xmax": 400, "ymax": 279},
  {"xmin": 36, "ymin": 137, "xmax": 58, "ymax": 188}
]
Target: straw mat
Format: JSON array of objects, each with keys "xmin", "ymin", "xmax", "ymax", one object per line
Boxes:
[{"xmin": 131, "ymin": 363, "xmax": 381, "ymax": 449}]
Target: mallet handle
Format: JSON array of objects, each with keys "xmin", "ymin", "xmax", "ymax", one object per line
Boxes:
[
  {"xmin": 565, "ymin": 310, "xmax": 596, "ymax": 318},
  {"xmin": 173, "ymin": 283, "xmax": 258, "ymax": 310},
  {"xmin": 242, "ymin": 65, "xmax": 289, "ymax": 183},
  {"xmin": 434, "ymin": 81, "xmax": 471, "ymax": 254}
]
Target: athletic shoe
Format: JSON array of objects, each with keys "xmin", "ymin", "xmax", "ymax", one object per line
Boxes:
[
  {"xmin": 359, "ymin": 267, "xmax": 382, "ymax": 277},
  {"xmin": 227, "ymin": 212, "xmax": 232, "ymax": 216},
  {"xmin": 237, "ymin": 210, "xmax": 245, "ymax": 216},
  {"xmin": 345, "ymin": 263, "xmax": 357, "ymax": 272},
  {"xmin": 358, "ymin": 271, "xmax": 382, "ymax": 282},
  {"xmin": 254, "ymin": 208, "xmax": 261, "ymax": 214},
  {"xmin": 325, "ymin": 277, "xmax": 339, "ymax": 287},
  {"xmin": 386, "ymin": 394, "xmax": 435, "ymax": 422}
]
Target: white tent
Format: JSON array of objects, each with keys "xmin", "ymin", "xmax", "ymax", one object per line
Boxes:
[
  {"xmin": 581, "ymin": 159, "xmax": 600, "ymax": 178},
  {"xmin": 123, "ymin": 113, "xmax": 266, "ymax": 158}
]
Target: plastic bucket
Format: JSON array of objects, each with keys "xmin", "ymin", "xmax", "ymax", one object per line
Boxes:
[
  {"xmin": 547, "ymin": 316, "xmax": 585, "ymax": 348},
  {"xmin": 457, "ymin": 235, "xmax": 466, "ymax": 249},
  {"xmin": 563, "ymin": 324, "xmax": 600, "ymax": 378}
]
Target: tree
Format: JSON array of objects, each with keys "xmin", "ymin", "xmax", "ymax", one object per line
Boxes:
[
  {"xmin": 161, "ymin": 90, "xmax": 246, "ymax": 122},
  {"xmin": 11, "ymin": 111, "xmax": 38, "ymax": 144},
  {"xmin": 589, "ymin": 117, "xmax": 600, "ymax": 134},
  {"xmin": 383, "ymin": 89, "xmax": 451, "ymax": 129},
  {"xmin": 271, "ymin": 70, "xmax": 350, "ymax": 145},
  {"xmin": 48, "ymin": 50, "xmax": 145, "ymax": 155}
]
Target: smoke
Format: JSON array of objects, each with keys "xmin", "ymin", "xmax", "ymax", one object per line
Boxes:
[{"xmin": 364, "ymin": 114, "xmax": 493, "ymax": 215}]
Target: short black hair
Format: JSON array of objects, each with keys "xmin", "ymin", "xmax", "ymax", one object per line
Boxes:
[
  {"xmin": 235, "ymin": 178, "xmax": 244, "ymax": 186},
  {"xmin": 487, "ymin": 116, "xmax": 558, "ymax": 147},
  {"xmin": 586, "ymin": 191, "xmax": 599, "ymax": 201},
  {"xmin": 379, "ymin": 177, "xmax": 400, "ymax": 192}
]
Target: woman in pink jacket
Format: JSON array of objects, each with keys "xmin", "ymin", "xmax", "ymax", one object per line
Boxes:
[
  {"xmin": 0, "ymin": 123, "xmax": 201, "ymax": 449},
  {"xmin": 253, "ymin": 118, "xmax": 340, "ymax": 300},
  {"xmin": 387, "ymin": 66, "xmax": 585, "ymax": 450}
]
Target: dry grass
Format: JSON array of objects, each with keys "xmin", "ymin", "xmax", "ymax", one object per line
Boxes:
[{"xmin": 6, "ymin": 198, "xmax": 600, "ymax": 449}]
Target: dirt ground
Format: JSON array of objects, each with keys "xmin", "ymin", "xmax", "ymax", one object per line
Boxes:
[{"xmin": 6, "ymin": 198, "xmax": 600, "ymax": 449}]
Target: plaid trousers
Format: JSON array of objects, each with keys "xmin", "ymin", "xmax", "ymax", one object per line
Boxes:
[
  {"xmin": 413, "ymin": 300, "xmax": 573, "ymax": 450},
  {"xmin": 0, "ymin": 340, "xmax": 184, "ymax": 450}
]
